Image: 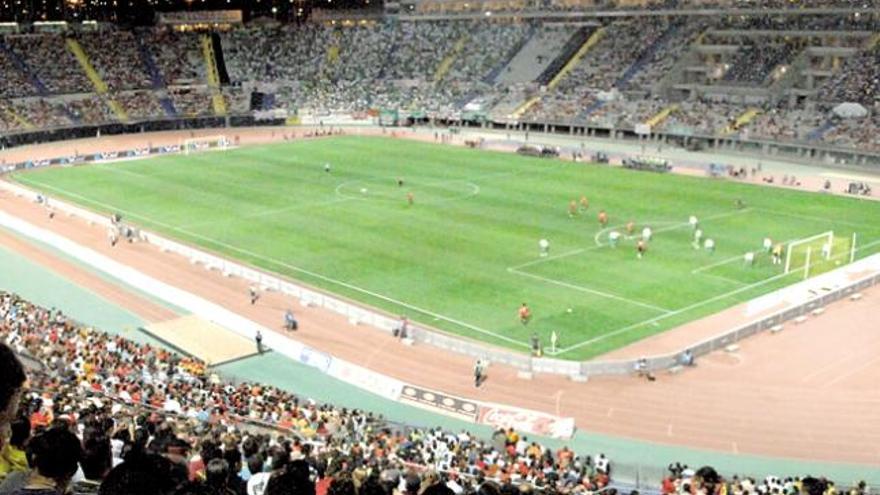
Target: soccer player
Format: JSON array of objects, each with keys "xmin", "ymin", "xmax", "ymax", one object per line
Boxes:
[
  {"xmin": 626, "ymin": 220, "xmax": 635, "ymax": 236},
  {"xmin": 772, "ymin": 243, "xmax": 784, "ymax": 265},
  {"xmin": 763, "ymin": 237, "xmax": 773, "ymax": 254},
  {"xmin": 518, "ymin": 303, "xmax": 532, "ymax": 325},
  {"xmin": 693, "ymin": 228, "xmax": 703, "ymax": 249},
  {"xmin": 598, "ymin": 210, "xmax": 608, "ymax": 227},
  {"xmin": 539, "ymin": 238, "xmax": 550, "ymax": 257},
  {"xmin": 568, "ymin": 200, "xmax": 578, "ymax": 218},
  {"xmin": 821, "ymin": 241, "xmax": 832, "ymax": 260},
  {"xmin": 688, "ymin": 215, "xmax": 699, "ymax": 230},
  {"xmin": 398, "ymin": 178, "xmax": 404, "ymax": 187},
  {"xmin": 642, "ymin": 226, "xmax": 652, "ymax": 242},
  {"xmin": 636, "ymin": 239, "xmax": 647, "ymax": 259},
  {"xmin": 608, "ymin": 230, "xmax": 621, "ymax": 247},
  {"xmin": 704, "ymin": 238, "xmax": 715, "ymax": 254},
  {"xmin": 407, "ymin": 192, "xmax": 414, "ymax": 206},
  {"xmin": 744, "ymin": 251, "xmax": 755, "ymax": 266},
  {"xmin": 579, "ymin": 196, "xmax": 589, "ymax": 211},
  {"xmin": 324, "ymin": 163, "xmax": 331, "ymax": 173}
]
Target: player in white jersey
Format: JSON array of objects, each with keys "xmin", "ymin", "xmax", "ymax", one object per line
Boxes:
[{"xmin": 538, "ymin": 239, "xmax": 550, "ymax": 257}]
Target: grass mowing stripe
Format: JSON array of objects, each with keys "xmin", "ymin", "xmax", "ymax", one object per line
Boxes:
[
  {"xmin": 16, "ymin": 137, "xmax": 880, "ymax": 360},
  {"xmin": 15, "ymin": 177, "xmax": 531, "ymax": 350}
]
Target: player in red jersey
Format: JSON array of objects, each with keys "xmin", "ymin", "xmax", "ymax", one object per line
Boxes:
[
  {"xmin": 518, "ymin": 303, "xmax": 532, "ymax": 325},
  {"xmin": 637, "ymin": 239, "xmax": 647, "ymax": 259},
  {"xmin": 568, "ymin": 200, "xmax": 577, "ymax": 218},
  {"xmin": 626, "ymin": 220, "xmax": 635, "ymax": 235},
  {"xmin": 579, "ymin": 196, "xmax": 589, "ymax": 211},
  {"xmin": 598, "ymin": 210, "xmax": 608, "ymax": 227}
]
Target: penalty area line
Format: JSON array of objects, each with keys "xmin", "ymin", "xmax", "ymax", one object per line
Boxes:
[
  {"xmin": 553, "ymin": 237, "xmax": 880, "ymax": 356},
  {"xmin": 18, "ymin": 180, "xmax": 531, "ymax": 350},
  {"xmin": 508, "ymin": 267, "xmax": 675, "ymax": 314}
]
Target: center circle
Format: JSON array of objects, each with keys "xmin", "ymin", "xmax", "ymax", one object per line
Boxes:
[{"xmin": 335, "ymin": 177, "xmax": 479, "ymax": 205}]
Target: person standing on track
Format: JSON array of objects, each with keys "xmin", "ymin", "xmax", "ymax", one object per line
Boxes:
[
  {"xmin": 108, "ymin": 225, "xmax": 119, "ymax": 247},
  {"xmin": 249, "ymin": 286, "xmax": 260, "ymax": 305},
  {"xmin": 474, "ymin": 359, "xmax": 486, "ymax": 387},
  {"xmin": 255, "ymin": 330, "xmax": 264, "ymax": 354},
  {"xmin": 284, "ymin": 309, "xmax": 298, "ymax": 331}
]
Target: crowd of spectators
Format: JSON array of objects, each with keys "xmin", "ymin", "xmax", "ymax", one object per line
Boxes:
[
  {"xmin": 4, "ymin": 35, "xmax": 91, "ymax": 95},
  {"xmin": 74, "ymin": 31, "xmax": 153, "ymax": 91},
  {"xmin": 720, "ymin": 42, "xmax": 798, "ymax": 85},
  {"xmin": 817, "ymin": 47, "xmax": 880, "ymax": 105},
  {"xmin": 660, "ymin": 463, "xmax": 871, "ymax": 495},
  {"xmin": 0, "ymin": 291, "xmax": 614, "ymax": 495},
  {"xmin": 0, "ymin": 16, "xmax": 876, "ymax": 152}
]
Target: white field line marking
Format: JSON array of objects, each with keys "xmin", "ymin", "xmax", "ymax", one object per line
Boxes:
[
  {"xmin": 510, "ymin": 210, "xmax": 750, "ymax": 272},
  {"xmin": 509, "ymin": 267, "xmax": 674, "ymax": 313},
  {"xmin": 508, "ymin": 209, "xmax": 755, "ymax": 310},
  {"xmin": 552, "ymin": 269, "xmax": 793, "ymax": 355},
  {"xmin": 553, "ymin": 237, "xmax": 880, "ymax": 356},
  {"xmin": 21, "ymin": 180, "xmax": 531, "ymax": 349},
  {"xmin": 592, "ymin": 209, "xmax": 753, "ymax": 248}
]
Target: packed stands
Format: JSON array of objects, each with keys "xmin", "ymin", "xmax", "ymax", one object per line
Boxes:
[{"xmin": 0, "ymin": 291, "xmax": 615, "ymax": 494}]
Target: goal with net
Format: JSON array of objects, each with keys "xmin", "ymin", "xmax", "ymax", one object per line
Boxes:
[
  {"xmin": 784, "ymin": 231, "xmax": 857, "ymax": 278},
  {"xmin": 181, "ymin": 135, "xmax": 229, "ymax": 155}
]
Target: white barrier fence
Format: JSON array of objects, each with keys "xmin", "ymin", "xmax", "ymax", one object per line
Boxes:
[{"xmin": 0, "ymin": 181, "xmax": 577, "ymax": 438}]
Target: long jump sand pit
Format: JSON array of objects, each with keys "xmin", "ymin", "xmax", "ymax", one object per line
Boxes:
[{"xmin": 142, "ymin": 315, "xmax": 259, "ymax": 366}]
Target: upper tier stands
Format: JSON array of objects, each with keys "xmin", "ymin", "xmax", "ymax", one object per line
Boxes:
[{"xmin": 0, "ymin": 10, "xmax": 877, "ymax": 153}]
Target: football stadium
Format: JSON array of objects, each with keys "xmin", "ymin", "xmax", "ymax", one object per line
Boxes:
[{"xmin": 0, "ymin": 1, "xmax": 878, "ymax": 494}]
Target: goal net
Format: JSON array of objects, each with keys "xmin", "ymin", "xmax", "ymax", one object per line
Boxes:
[
  {"xmin": 784, "ymin": 231, "xmax": 854, "ymax": 277},
  {"xmin": 181, "ymin": 135, "xmax": 229, "ymax": 155}
]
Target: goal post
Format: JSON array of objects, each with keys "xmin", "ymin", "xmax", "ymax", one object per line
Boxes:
[
  {"xmin": 181, "ymin": 135, "xmax": 229, "ymax": 155},
  {"xmin": 784, "ymin": 231, "xmax": 834, "ymax": 274},
  {"xmin": 784, "ymin": 230, "xmax": 859, "ymax": 277}
]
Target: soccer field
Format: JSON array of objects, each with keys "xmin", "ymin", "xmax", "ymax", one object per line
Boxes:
[{"xmin": 14, "ymin": 136, "xmax": 880, "ymax": 360}]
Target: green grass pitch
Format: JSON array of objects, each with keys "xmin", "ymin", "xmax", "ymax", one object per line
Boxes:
[{"xmin": 14, "ymin": 136, "xmax": 880, "ymax": 360}]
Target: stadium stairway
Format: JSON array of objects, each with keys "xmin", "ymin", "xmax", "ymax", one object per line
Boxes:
[
  {"xmin": 433, "ymin": 35, "xmax": 469, "ymax": 82},
  {"xmin": 616, "ymin": 20, "xmax": 682, "ymax": 91},
  {"xmin": 807, "ymin": 120, "xmax": 837, "ymax": 141},
  {"xmin": 537, "ymin": 27, "xmax": 602, "ymax": 88},
  {"xmin": 134, "ymin": 33, "xmax": 177, "ymax": 117},
  {"xmin": 65, "ymin": 38, "xmax": 129, "ymax": 123},
  {"xmin": 0, "ymin": 40, "xmax": 50, "ymax": 96},
  {"xmin": 722, "ymin": 107, "xmax": 762, "ymax": 135},
  {"xmin": 1, "ymin": 105, "xmax": 34, "ymax": 130},
  {"xmin": 0, "ymin": 41, "xmax": 79, "ymax": 124},
  {"xmin": 645, "ymin": 104, "xmax": 679, "ymax": 128},
  {"xmin": 200, "ymin": 34, "xmax": 227, "ymax": 117},
  {"xmin": 483, "ymin": 24, "xmax": 535, "ymax": 84},
  {"xmin": 509, "ymin": 95, "xmax": 542, "ymax": 119},
  {"xmin": 513, "ymin": 27, "xmax": 603, "ymax": 119}
]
